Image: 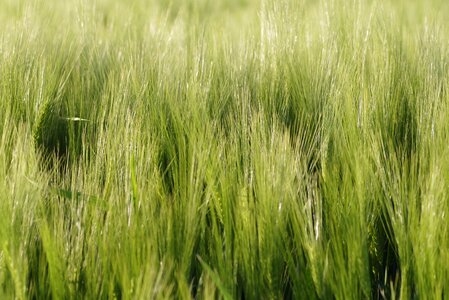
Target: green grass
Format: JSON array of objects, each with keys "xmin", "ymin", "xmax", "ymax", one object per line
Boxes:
[{"xmin": 1, "ymin": 0, "xmax": 449, "ymax": 298}]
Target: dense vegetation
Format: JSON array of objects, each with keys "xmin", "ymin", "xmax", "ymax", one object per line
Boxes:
[{"xmin": 1, "ymin": 0, "xmax": 449, "ymax": 298}]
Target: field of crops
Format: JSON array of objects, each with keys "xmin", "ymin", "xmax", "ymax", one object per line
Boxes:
[{"xmin": 1, "ymin": 0, "xmax": 449, "ymax": 298}]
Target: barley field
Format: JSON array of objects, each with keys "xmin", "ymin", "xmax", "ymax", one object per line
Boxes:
[{"xmin": 1, "ymin": 0, "xmax": 449, "ymax": 298}]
